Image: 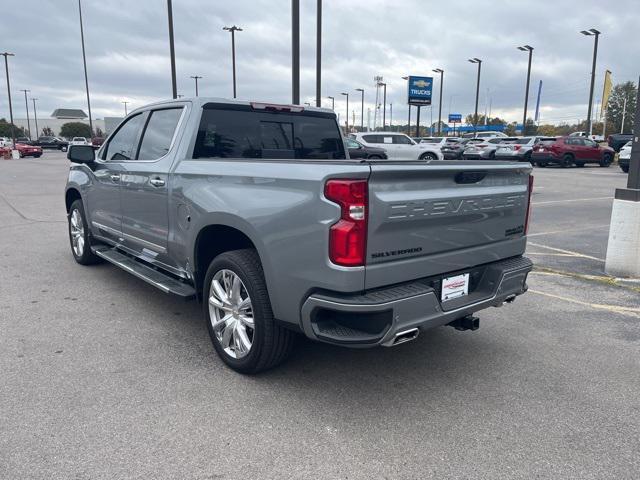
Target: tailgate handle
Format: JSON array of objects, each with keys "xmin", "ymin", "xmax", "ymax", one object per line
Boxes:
[{"xmin": 455, "ymin": 171, "xmax": 487, "ymax": 184}]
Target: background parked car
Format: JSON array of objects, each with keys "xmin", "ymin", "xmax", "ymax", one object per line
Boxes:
[
  {"xmin": 69, "ymin": 137, "xmax": 90, "ymax": 146},
  {"xmin": 495, "ymin": 136, "xmax": 557, "ymax": 163},
  {"xmin": 461, "ymin": 131, "xmax": 508, "ymax": 139},
  {"xmin": 35, "ymin": 136, "xmax": 69, "ymax": 151},
  {"xmin": 531, "ymin": 136, "xmax": 614, "ymax": 168},
  {"xmin": 351, "ymin": 132, "xmax": 443, "ymax": 160},
  {"xmin": 463, "ymin": 137, "xmax": 518, "ymax": 160},
  {"xmin": 15, "ymin": 142, "xmax": 43, "ymax": 158},
  {"xmin": 91, "ymin": 136, "xmax": 105, "ymax": 147},
  {"xmin": 607, "ymin": 133, "xmax": 633, "ymax": 152},
  {"xmin": 569, "ymin": 131, "xmax": 604, "ymax": 142},
  {"xmin": 345, "ymin": 138, "xmax": 387, "ymax": 159},
  {"xmin": 618, "ymin": 141, "xmax": 632, "ymax": 173},
  {"xmin": 441, "ymin": 138, "xmax": 480, "ymax": 159},
  {"xmin": 15, "ymin": 136, "xmax": 32, "ymax": 144}
]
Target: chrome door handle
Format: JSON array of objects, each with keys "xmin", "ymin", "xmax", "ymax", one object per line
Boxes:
[
  {"xmin": 110, "ymin": 174, "xmax": 120, "ymax": 182},
  {"xmin": 150, "ymin": 178, "xmax": 165, "ymax": 187}
]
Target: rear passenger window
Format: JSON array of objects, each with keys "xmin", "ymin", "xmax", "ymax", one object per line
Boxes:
[
  {"xmin": 362, "ymin": 135, "xmax": 381, "ymax": 143},
  {"xmin": 193, "ymin": 105, "xmax": 345, "ymax": 160},
  {"xmin": 392, "ymin": 135, "xmax": 412, "ymax": 145},
  {"xmin": 104, "ymin": 113, "xmax": 145, "ymax": 161},
  {"xmin": 138, "ymin": 108, "xmax": 183, "ymax": 160}
]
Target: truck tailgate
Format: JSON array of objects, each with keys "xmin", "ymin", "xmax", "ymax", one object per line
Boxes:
[{"xmin": 365, "ymin": 162, "xmax": 531, "ymax": 289}]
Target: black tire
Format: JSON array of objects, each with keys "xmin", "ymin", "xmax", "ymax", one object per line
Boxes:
[
  {"xmin": 523, "ymin": 152, "xmax": 532, "ymax": 163},
  {"xmin": 34, "ymin": 154, "xmax": 42, "ymax": 158},
  {"xmin": 203, "ymin": 249, "xmax": 294, "ymax": 374},
  {"xmin": 575, "ymin": 161, "xmax": 585, "ymax": 167},
  {"xmin": 621, "ymin": 165, "xmax": 629, "ymax": 173},
  {"xmin": 68, "ymin": 199, "xmax": 101, "ymax": 265},
  {"xmin": 599, "ymin": 154, "xmax": 612, "ymax": 167},
  {"xmin": 537, "ymin": 162, "xmax": 547, "ymax": 168},
  {"xmin": 419, "ymin": 152, "xmax": 438, "ymax": 160},
  {"xmin": 560, "ymin": 154, "xmax": 573, "ymax": 168},
  {"xmin": 368, "ymin": 155, "xmax": 383, "ymax": 160},
  {"xmin": 488, "ymin": 150, "xmax": 496, "ymax": 160}
]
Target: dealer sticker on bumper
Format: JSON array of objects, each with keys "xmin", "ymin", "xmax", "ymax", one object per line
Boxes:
[{"xmin": 441, "ymin": 273, "xmax": 470, "ymax": 301}]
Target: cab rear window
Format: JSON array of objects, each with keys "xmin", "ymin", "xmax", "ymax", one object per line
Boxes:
[{"xmin": 193, "ymin": 104, "xmax": 346, "ymax": 160}]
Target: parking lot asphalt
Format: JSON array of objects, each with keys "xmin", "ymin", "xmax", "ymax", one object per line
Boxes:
[{"xmin": 1, "ymin": 152, "xmax": 638, "ymax": 479}]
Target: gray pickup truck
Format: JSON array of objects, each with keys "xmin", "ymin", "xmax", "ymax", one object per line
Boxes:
[{"xmin": 65, "ymin": 98, "xmax": 533, "ymax": 373}]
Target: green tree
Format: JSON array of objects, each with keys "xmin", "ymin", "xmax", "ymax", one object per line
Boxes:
[
  {"xmin": 60, "ymin": 122, "xmax": 92, "ymax": 139},
  {"xmin": 0, "ymin": 118, "xmax": 26, "ymax": 138},
  {"xmin": 42, "ymin": 127, "xmax": 54, "ymax": 136},
  {"xmin": 606, "ymin": 81, "xmax": 636, "ymax": 134}
]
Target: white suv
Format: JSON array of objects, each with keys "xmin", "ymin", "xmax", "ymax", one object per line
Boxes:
[{"xmin": 351, "ymin": 132, "xmax": 443, "ymax": 160}]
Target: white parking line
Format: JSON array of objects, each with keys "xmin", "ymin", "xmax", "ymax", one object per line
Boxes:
[
  {"xmin": 529, "ymin": 289, "xmax": 640, "ymax": 319},
  {"xmin": 527, "ymin": 224, "xmax": 610, "ymax": 237},
  {"xmin": 532, "ymin": 196, "xmax": 613, "ymax": 206},
  {"xmin": 527, "ymin": 242, "xmax": 605, "ymax": 262}
]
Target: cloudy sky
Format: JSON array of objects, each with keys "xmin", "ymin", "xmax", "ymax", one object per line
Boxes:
[{"xmin": 2, "ymin": 0, "xmax": 639, "ymax": 127}]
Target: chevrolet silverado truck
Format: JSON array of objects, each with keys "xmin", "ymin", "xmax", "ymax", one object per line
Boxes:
[{"xmin": 65, "ymin": 98, "xmax": 533, "ymax": 373}]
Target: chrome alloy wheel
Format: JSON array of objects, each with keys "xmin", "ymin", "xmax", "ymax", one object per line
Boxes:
[
  {"xmin": 208, "ymin": 269, "xmax": 254, "ymax": 359},
  {"xmin": 70, "ymin": 209, "xmax": 85, "ymax": 257}
]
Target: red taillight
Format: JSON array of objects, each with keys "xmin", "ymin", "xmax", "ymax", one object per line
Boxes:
[
  {"xmin": 250, "ymin": 102, "xmax": 304, "ymax": 113},
  {"xmin": 324, "ymin": 179, "xmax": 368, "ymax": 266},
  {"xmin": 525, "ymin": 175, "xmax": 534, "ymax": 235},
  {"xmin": 513, "ymin": 145, "xmax": 522, "ymax": 151}
]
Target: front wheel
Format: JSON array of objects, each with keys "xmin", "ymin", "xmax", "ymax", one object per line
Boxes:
[
  {"xmin": 621, "ymin": 165, "xmax": 629, "ymax": 173},
  {"xmin": 204, "ymin": 249, "xmax": 294, "ymax": 374},
  {"xmin": 600, "ymin": 155, "xmax": 612, "ymax": 167},
  {"xmin": 560, "ymin": 154, "xmax": 573, "ymax": 168},
  {"xmin": 420, "ymin": 152, "xmax": 438, "ymax": 160},
  {"xmin": 68, "ymin": 200, "xmax": 101, "ymax": 265}
]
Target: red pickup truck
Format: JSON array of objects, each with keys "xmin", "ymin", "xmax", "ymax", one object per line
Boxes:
[{"xmin": 531, "ymin": 136, "xmax": 614, "ymax": 168}]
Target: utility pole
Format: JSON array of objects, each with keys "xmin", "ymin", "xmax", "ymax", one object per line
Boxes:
[
  {"xmin": 433, "ymin": 68, "xmax": 444, "ymax": 134},
  {"xmin": 315, "ymin": 0, "xmax": 321, "ymax": 107},
  {"xmin": 620, "ymin": 97, "xmax": 627, "ymax": 133},
  {"xmin": 356, "ymin": 88, "xmax": 364, "ymax": 131},
  {"xmin": 190, "ymin": 75, "xmax": 202, "ymax": 96},
  {"xmin": 223, "ymin": 26, "xmax": 242, "ymax": 98},
  {"xmin": 402, "ymin": 76, "xmax": 410, "ymax": 133},
  {"xmin": 121, "ymin": 101, "xmax": 129, "ymax": 116},
  {"xmin": 327, "ymin": 96, "xmax": 334, "ymax": 110},
  {"xmin": 20, "ymin": 89, "xmax": 31, "ymax": 140},
  {"xmin": 291, "ymin": 0, "xmax": 300, "ymax": 104},
  {"xmin": 167, "ymin": 0, "xmax": 177, "ymax": 99},
  {"xmin": 581, "ymin": 28, "xmax": 600, "ymax": 135},
  {"xmin": 468, "ymin": 58, "xmax": 482, "ymax": 135},
  {"xmin": 390, "ymin": 103, "xmax": 393, "ymax": 129},
  {"xmin": 378, "ymin": 82, "xmax": 387, "ymax": 128},
  {"xmin": 341, "ymin": 92, "xmax": 349, "ymax": 132},
  {"xmin": 32, "ymin": 98, "xmax": 39, "ymax": 139},
  {"xmin": 415, "ymin": 106, "xmax": 421, "ymax": 138},
  {"xmin": 1, "ymin": 52, "xmax": 16, "ymax": 148},
  {"xmin": 78, "ymin": 0, "xmax": 94, "ymax": 136},
  {"xmin": 517, "ymin": 45, "xmax": 533, "ymax": 135}
]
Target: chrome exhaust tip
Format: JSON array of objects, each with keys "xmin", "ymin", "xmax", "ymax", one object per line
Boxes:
[{"xmin": 391, "ymin": 328, "xmax": 419, "ymax": 346}]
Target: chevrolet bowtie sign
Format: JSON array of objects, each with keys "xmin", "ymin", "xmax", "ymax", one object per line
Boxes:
[{"xmin": 407, "ymin": 75, "xmax": 433, "ymax": 106}]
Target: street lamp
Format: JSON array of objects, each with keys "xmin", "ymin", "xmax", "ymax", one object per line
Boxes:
[
  {"xmin": 355, "ymin": 88, "xmax": 364, "ymax": 131},
  {"xmin": 32, "ymin": 98, "xmax": 39, "ymax": 139},
  {"xmin": 223, "ymin": 25, "xmax": 243, "ymax": 98},
  {"xmin": 292, "ymin": 0, "xmax": 300, "ymax": 104},
  {"xmin": 517, "ymin": 45, "xmax": 534, "ymax": 135},
  {"xmin": 78, "ymin": 0, "xmax": 93, "ymax": 136},
  {"xmin": 121, "ymin": 101, "xmax": 129, "ymax": 116},
  {"xmin": 341, "ymin": 92, "xmax": 349, "ymax": 131},
  {"xmin": 468, "ymin": 58, "xmax": 482, "ymax": 135},
  {"xmin": 20, "ymin": 89, "xmax": 31, "ymax": 140},
  {"xmin": 402, "ymin": 76, "xmax": 410, "ymax": 133},
  {"xmin": 377, "ymin": 81, "xmax": 387, "ymax": 128},
  {"xmin": 166, "ymin": 0, "xmax": 177, "ymax": 99},
  {"xmin": 432, "ymin": 68, "xmax": 444, "ymax": 135},
  {"xmin": 327, "ymin": 96, "xmax": 334, "ymax": 110},
  {"xmin": 581, "ymin": 28, "xmax": 601, "ymax": 135},
  {"xmin": 1, "ymin": 52, "xmax": 16, "ymax": 147},
  {"xmin": 190, "ymin": 75, "xmax": 202, "ymax": 96},
  {"xmin": 315, "ymin": 0, "xmax": 322, "ymax": 107}
]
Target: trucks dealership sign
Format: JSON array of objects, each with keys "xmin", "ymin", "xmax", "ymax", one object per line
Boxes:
[{"xmin": 407, "ymin": 76, "xmax": 433, "ymax": 106}]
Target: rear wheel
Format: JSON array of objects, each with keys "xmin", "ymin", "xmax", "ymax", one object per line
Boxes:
[
  {"xmin": 368, "ymin": 155, "xmax": 383, "ymax": 159},
  {"xmin": 204, "ymin": 249, "xmax": 294, "ymax": 374},
  {"xmin": 600, "ymin": 154, "xmax": 612, "ymax": 167},
  {"xmin": 560, "ymin": 154, "xmax": 573, "ymax": 168},
  {"xmin": 419, "ymin": 152, "xmax": 438, "ymax": 160},
  {"xmin": 537, "ymin": 162, "xmax": 547, "ymax": 168},
  {"xmin": 621, "ymin": 165, "xmax": 629, "ymax": 173}
]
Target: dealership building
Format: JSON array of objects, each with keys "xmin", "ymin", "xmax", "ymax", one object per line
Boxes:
[{"xmin": 10, "ymin": 109, "xmax": 123, "ymax": 138}]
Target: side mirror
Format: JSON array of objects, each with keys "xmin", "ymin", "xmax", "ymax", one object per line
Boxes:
[{"xmin": 67, "ymin": 145, "xmax": 96, "ymax": 164}]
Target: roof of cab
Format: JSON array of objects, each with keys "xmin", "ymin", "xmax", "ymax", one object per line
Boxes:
[{"xmin": 128, "ymin": 97, "xmax": 334, "ymax": 115}]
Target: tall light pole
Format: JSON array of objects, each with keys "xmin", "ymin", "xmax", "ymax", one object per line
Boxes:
[
  {"xmin": 20, "ymin": 89, "xmax": 31, "ymax": 140},
  {"xmin": 581, "ymin": 28, "xmax": 600, "ymax": 135},
  {"xmin": 315, "ymin": 0, "xmax": 322, "ymax": 107},
  {"xmin": 341, "ymin": 92, "xmax": 349, "ymax": 132},
  {"xmin": 190, "ymin": 75, "xmax": 202, "ymax": 96},
  {"xmin": 292, "ymin": 0, "xmax": 300, "ymax": 104},
  {"xmin": 121, "ymin": 101, "xmax": 129, "ymax": 116},
  {"xmin": 517, "ymin": 45, "xmax": 533, "ymax": 135},
  {"xmin": 78, "ymin": 0, "xmax": 93, "ymax": 136},
  {"xmin": 402, "ymin": 76, "xmax": 410, "ymax": 133},
  {"xmin": 1, "ymin": 52, "xmax": 16, "ymax": 147},
  {"xmin": 327, "ymin": 96, "xmax": 334, "ymax": 110},
  {"xmin": 390, "ymin": 103, "xmax": 393, "ymax": 130},
  {"xmin": 32, "ymin": 98, "xmax": 39, "ymax": 139},
  {"xmin": 355, "ymin": 88, "xmax": 364, "ymax": 131},
  {"xmin": 167, "ymin": 0, "xmax": 177, "ymax": 99},
  {"xmin": 377, "ymin": 82, "xmax": 387, "ymax": 128},
  {"xmin": 223, "ymin": 26, "xmax": 242, "ymax": 98},
  {"xmin": 468, "ymin": 58, "xmax": 482, "ymax": 135},
  {"xmin": 433, "ymin": 68, "xmax": 444, "ymax": 135}
]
